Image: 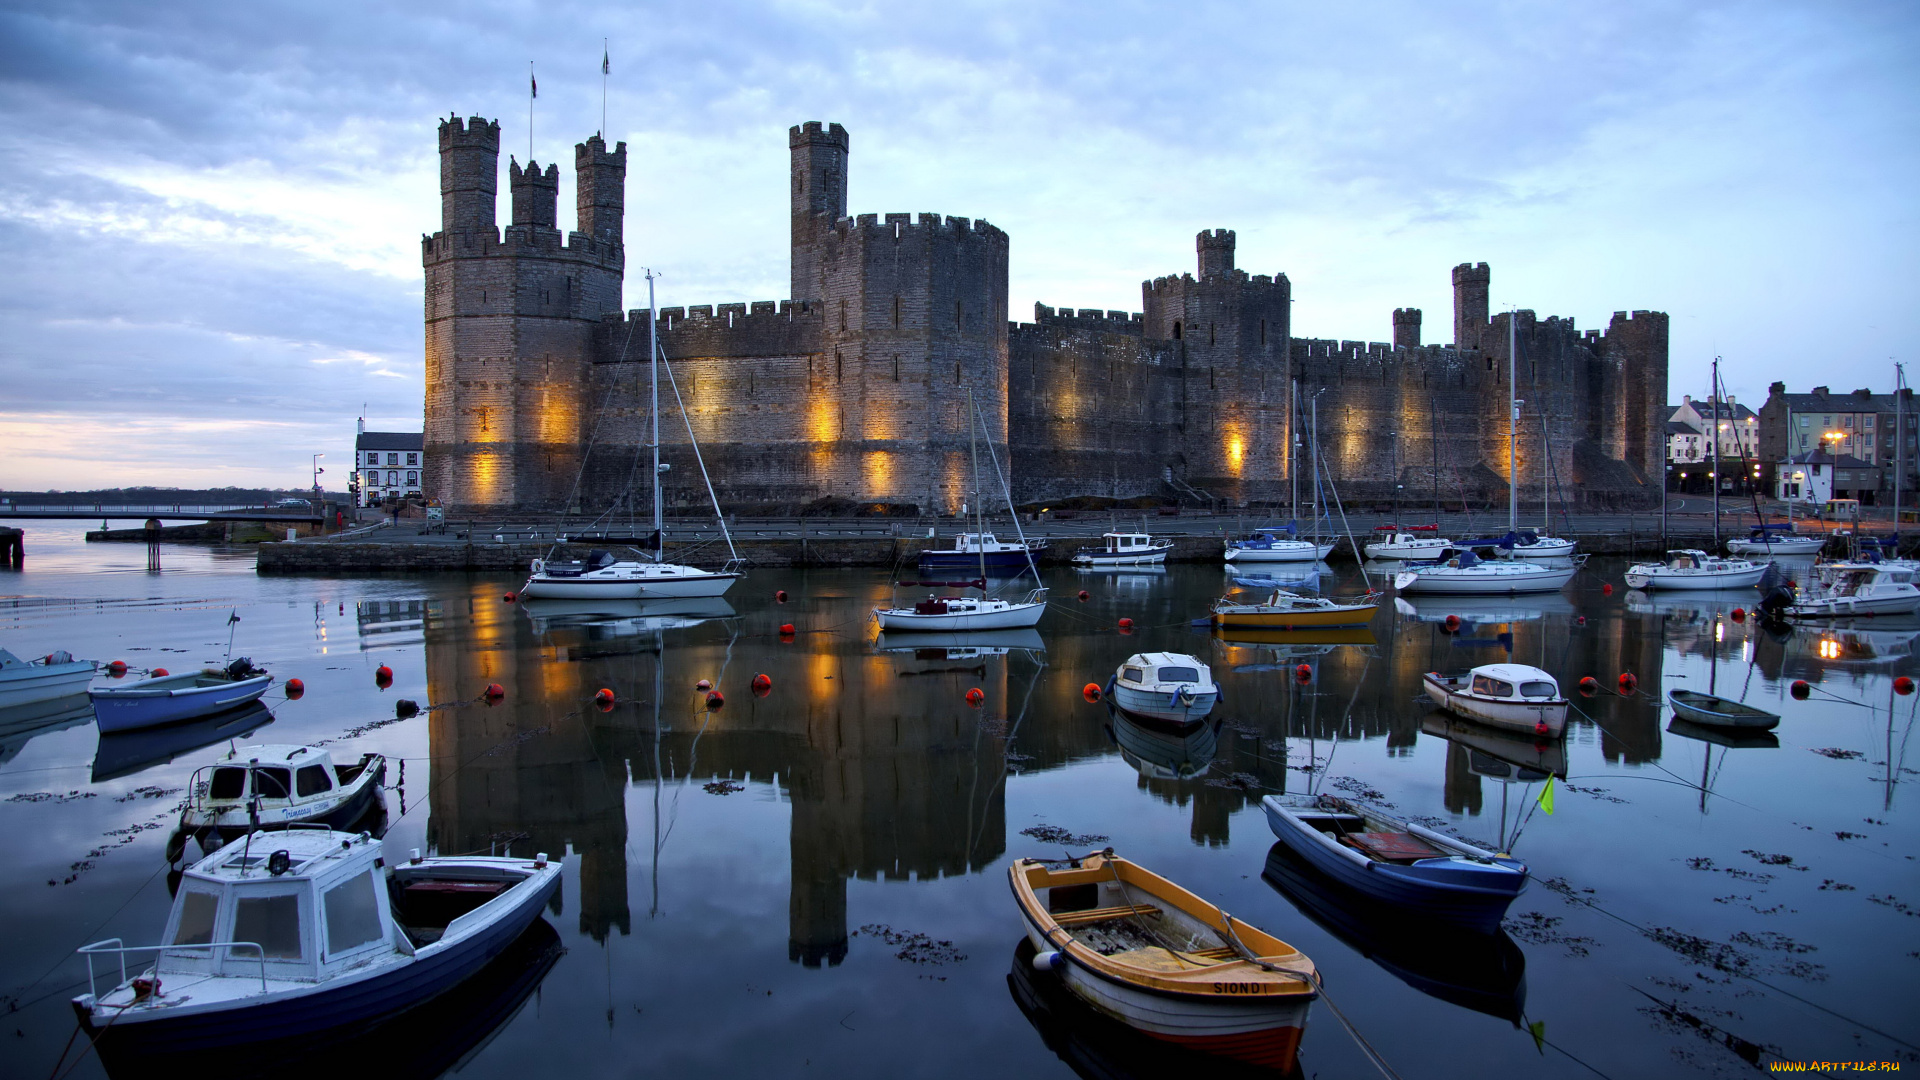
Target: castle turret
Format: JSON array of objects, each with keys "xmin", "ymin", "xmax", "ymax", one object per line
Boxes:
[
  {"xmin": 1197, "ymin": 229, "xmax": 1236, "ymax": 279},
  {"xmin": 1452, "ymin": 262, "xmax": 1489, "ymax": 350},
  {"xmin": 439, "ymin": 116, "xmax": 500, "ymax": 235},
  {"xmin": 790, "ymin": 121, "xmax": 849, "ymax": 302},
  {"xmin": 575, "ymin": 135, "xmax": 626, "ymax": 245},
  {"xmin": 509, "ymin": 158, "xmax": 558, "ymax": 231},
  {"xmin": 1393, "ymin": 307, "xmax": 1421, "ymax": 348}
]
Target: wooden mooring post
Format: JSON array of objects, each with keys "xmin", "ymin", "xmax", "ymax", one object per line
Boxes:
[{"xmin": 0, "ymin": 526, "xmax": 22, "ymax": 568}]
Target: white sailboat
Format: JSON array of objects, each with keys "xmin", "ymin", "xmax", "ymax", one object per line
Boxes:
[
  {"xmin": 875, "ymin": 390, "xmax": 1046, "ymax": 632},
  {"xmin": 521, "ymin": 271, "xmax": 742, "ymax": 600},
  {"xmin": 1504, "ymin": 409, "xmax": 1577, "ymax": 558},
  {"xmin": 1226, "ymin": 378, "xmax": 1339, "ymax": 562}
]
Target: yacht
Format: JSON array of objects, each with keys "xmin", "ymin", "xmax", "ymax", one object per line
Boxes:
[
  {"xmin": 1071, "ymin": 532, "xmax": 1174, "ymax": 567},
  {"xmin": 1622, "ymin": 550, "xmax": 1766, "ymax": 591}
]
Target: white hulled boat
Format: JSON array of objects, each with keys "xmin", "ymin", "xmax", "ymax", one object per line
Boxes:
[
  {"xmin": 1223, "ymin": 526, "xmax": 1334, "ymax": 563},
  {"xmin": 1786, "ymin": 562, "xmax": 1920, "ymax": 618},
  {"xmin": 0, "ymin": 648, "xmax": 95, "ymax": 709},
  {"xmin": 1393, "ymin": 549, "xmax": 1579, "ymax": 595},
  {"xmin": 1364, "ymin": 526, "xmax": 1452, "ymax": 561},
  {"xmin": 1106, "ymin": 652, "xmax": 1219, "ymax": 724},
  {"xmin": 1623, "ymin": 550, "xmax": 1766, "ymax": 591},
  {"xmin": 1422, "ymin": 663, "xmax": 1570, "ymax": 737},
  {"xmin": 1727, "ymin": 526, "xmax": 1824, "ymax": 557},
  {"xmin": 1073, "ymin": 532, "xmax": 1175, "ymax": 567}
]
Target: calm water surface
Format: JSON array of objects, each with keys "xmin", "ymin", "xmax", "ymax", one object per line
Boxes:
[{"xmin": 2, "ymin": 524, "xmax": 1915, "ymax": 1078}]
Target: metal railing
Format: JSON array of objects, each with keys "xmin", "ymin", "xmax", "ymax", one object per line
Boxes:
[{"xmin": 77, "ymin": 938, "xmax": 269, "ymax": 998}]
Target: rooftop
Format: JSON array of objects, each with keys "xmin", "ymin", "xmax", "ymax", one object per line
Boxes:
[{"xmin": 357, "ymin": 431, "xmax": 424, "ymax": 452}]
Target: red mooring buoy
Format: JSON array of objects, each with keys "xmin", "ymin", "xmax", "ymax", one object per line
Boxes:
[
  {"xmin": 503, "ymin": 592, "xmax": 516, "ymax": 603},
  {"xmin": 1083, "ymin": 683, "xmax": 1103, "ymax": 703},
  {"xmin": 1077, "ymin": 590, "xmax": 1090, "ymax": 602},
  {"xmin": 152, "ymin": 667, "xmax": 170, "ymax": 678},
  {"xmin": 966, "ymin": 687, "xmax": 985, "ymax": 707},
  {"xmin": 594, "ymin": 688, "xmax": 615, "ymax": 705},
  {"xmin": 775, "ymin": 590, "xmax": 789, "ymax": 603},
  {"xmin": 1602, "ymin": 583, "xmax": 1614, "ymax": 596},
  {"xmin": 1294, "ymin": 663, "xmax": 1312, "ymax": 683},
  {"xmin": 1731, "ymin": 607, "xmax": 1746, "ymax": 622},
  {"xmin": 1790, "ymin": 679, "xmax": 1811, "ymax": 700},
  {"xmin": 1617, "ymin": 672, "xmax": 1637, "ymax": 693},
  {"xmin": 1895, "ymin": 676, "xmax": 1914, "ymax": 696},
  {"xmin": 108, "ymin": 660, "xmax": 127, "ymax": 677},
  {"xmin": 484, "ymin": 683, "xmax": 505, "ymax": 701},
  {"xmin": 1443, "ymin": 614, "xmax": 1462, "ymax": 632},
  {"xmin": 1578, "ymin": 676, "xmax": 1599, "ymax": 697},
  {"xmin": 374, "ymin": 665, "xmax": 393, "ymax": 687},
  {"xmin": 1117, "ymin": 618, "xmax": 1134, "ymax": 630},
  {"xmin": 706, "ymin": 690, "xmax": 725, "ymax": 709},
  {"xmin": 696, "ymin": 678, "xmax": 712, "ymax": 691},
  {"xmin": 779, "ymin": 623, "xmax": 796, "ymax": 636},
  {"xmin": 285, "ymin": 678, "xmax": 305, "ymax": 699},
  {"xmin": 751, "ymin": 673, "xmax": 772, "ymax": 695}
]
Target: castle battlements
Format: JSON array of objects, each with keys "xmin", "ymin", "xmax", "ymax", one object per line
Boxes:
[
  {"xmin": 826, "ymin": 212, "xmax": 1008, "ymax": 243},
  {"xmin": 1018, "ymin": 303, "xmax": 1146, "ymax": 337}
]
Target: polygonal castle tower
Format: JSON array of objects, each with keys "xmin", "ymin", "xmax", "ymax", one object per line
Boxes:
[{"xmin": 423, "ymin": 115, "xmax": 626, "ymax": 513}]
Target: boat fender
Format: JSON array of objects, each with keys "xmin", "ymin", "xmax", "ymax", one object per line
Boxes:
[
  {"xmin": 1575, "ymin": 615, "xmax": 1586, "ymax": 626},
  {"xmin": 502, "ymin": 591, "xmax": 516, "ymax": 603},
  {"xmin": 1896, "ymin": 677, "xmax": 1915, "ymax": 696},
  {"xmin": 536, "ymin": 852, "xmax": 548, "ymax": 868},
  {"xmin": 1032, "ymin": 950, "xmax": 1066, "ymax": 972},
  {"xmin": 152, "ymin": 667, "xmax": 170, "ymax": 678},
  {"xmin": 410, "ymin": 848, "xmax": 422, "ymax": 865},
  {"xmin": 1082, "ymin": 683, "xmax": 1102, "ymax": 703},
  {"xmin": 1790, "ymin": 680, "xmax": 1811, "ymax": 700},
  {"xmin": 285, "ymin": 678, "xmax": 305, "ymax": 699},
  {"xmin": 1443, "ymin": 614, "xmax": 1462, "ymax": 632},
  {"xmin": 1534, "ymin": 721, "xmax": 1549, "ymax": 736}
]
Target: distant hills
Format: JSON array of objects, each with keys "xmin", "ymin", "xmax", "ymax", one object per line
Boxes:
[{"xmin": 0, "ymin": 486, "xmax": 336, "ymax": 505}]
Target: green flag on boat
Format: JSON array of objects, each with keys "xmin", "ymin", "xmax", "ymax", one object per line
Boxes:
[{"xmin": 1538, "ymin": 776, "xmax": 1555, "ymax": 816}]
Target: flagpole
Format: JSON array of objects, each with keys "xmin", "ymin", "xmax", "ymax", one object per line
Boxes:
[
  {"xmin": 528, "ymin": 61, "xmax": 535, "ymax": 162},
  {"xmin": 602, "ymin": 39, "xmax": 609, "ymax": 137}
]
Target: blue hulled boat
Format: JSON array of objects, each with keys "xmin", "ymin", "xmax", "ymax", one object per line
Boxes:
[
  {"xmin": 73, "ymin": 829, "xmax": 560, "ymax": 1055},
  {"xmin": 918, "ymin": 532, "xmax": 1046, "ymax": 571},
  {"xmin": 1261, "ymin": 793, "xmax": 1527, "ymax": 934}
]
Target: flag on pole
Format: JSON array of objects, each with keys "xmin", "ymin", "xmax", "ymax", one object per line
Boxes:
[
  {"xmin": 530, "ymin": 71, "xmax": 538, "ymax": 98},
  {"xmin": 1528, "ymin": 1019, "xmax": 1547, "ymax": 1054},
  {"xmin": 603, "ymin": 47, "xmax": 609, "ymax": 75},
  {"xmin": 1537, "ymin": 775, "xmax": 1556, "ymax": 816}
]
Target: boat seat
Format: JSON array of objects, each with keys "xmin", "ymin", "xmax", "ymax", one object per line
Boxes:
[
  {"xmin": 1053, "ymin": 903, "xmax": 1162, "ymax": 927},
  {"xmin": 1341, "ymin": 831, "xmax": 1448, "ymax": 863}
]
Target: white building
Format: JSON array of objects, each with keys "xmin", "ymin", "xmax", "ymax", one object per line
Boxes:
[
  {"xmin": 355, "ymin": 421, "xmax": 425, "ymax": 507},
  {"xmin": 1776, "ymin": 449, "xmax": 1878, "ymax": 506}
]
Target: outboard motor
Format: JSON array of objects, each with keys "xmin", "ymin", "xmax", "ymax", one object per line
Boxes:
[
  {"xmin": 1755, "ymin": 563, "xmax": 1795, "ymax": 622},
  {"xmin": 224, "ymin": 657, "xmax": 263, "ymax": 680}
]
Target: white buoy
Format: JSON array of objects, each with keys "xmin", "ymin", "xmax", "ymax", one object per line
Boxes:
[
  {"xmin": 409, "ymin": 847, "xmax": 422, "ymax": 864},
  {"xmin": 1032, "ymin": 949, "xmax": 1065, "ymax": 971}
]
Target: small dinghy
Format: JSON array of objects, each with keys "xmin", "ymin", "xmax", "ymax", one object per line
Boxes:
[
  {"xmin": 1421, "ymin": 663, "xmax": 1569, "ymax": 738},
  {"xmin": 73, "ymin": 829, "xmax": 560, "ymax": 1055},
  {"xmin": 1010, "ymin": 850, "xmax": 1317, "ymax": 1070},
  {"xmin": 1262, "ymin": 794, "xmax": 1528, "ymax": 934},
  {"xmin": 90, "ymin": 659, "xmax": 273, "ymax": 732},
  {"xmin": 175, "ymin": 744, "xmax": 388, "ymax": 854},
  {"xmin": 1105, "ymin": 653, "xmax": 1219, "ymax": 724},
  {"xmin": 1667, "ymin": 690, "xmax": 1780, "ymax": 730},
  {"xmin": 0, "ymin": 648, "xmax": 96, "ymax": 709}
]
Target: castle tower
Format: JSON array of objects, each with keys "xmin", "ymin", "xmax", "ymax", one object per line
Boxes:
[
  {"xmin": 424, "ymin": 117, "xmax": 626, "ymax": 514},
  {"xmin": 1393, "ymin": 307, "xmax": 1421, "ymax": 348},
  {"xmin": 1141, "ymin": 231, "xmax": 1292, "ymax": 504},
  {"xmin": 575, "ymin": 135, "xmax": 625, "ymax": 244},
  {"xmin": 1452, "ymin": 262, "xmax": 1489, "ymax": 350},
  {"xmin": 509, "ymin": 158, "xmax": 558, "ymax": 230},
  {"xmin": 790, "ymin": 121, "xmax": 849, "ymax": 302}
]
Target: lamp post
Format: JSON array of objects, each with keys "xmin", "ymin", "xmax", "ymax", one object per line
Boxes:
[{"xmin": 311, "ymin": 454, "xmax": 325, "ymax": 497}]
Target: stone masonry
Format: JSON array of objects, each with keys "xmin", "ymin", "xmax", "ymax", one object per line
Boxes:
[{"xmin": 424, "ymin": 117, "xmax": 1668, "ymax": 514}]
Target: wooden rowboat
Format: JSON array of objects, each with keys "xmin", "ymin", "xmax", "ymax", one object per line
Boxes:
[
  {"xmin": 1667, "ymin": 689, "xmax": 1780, "ymax": 730},
  {"xmin": 1010, "ymin": 850, "xmax": 1316, "ymax": 1070}
]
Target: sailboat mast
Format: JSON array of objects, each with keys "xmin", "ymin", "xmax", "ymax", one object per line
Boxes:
[
  {"xmin": 1711, "ymin": 357, "xmax": 1721, "ymax": 550},
  {"xmin": 1896, "ymin": 363, "xmax": 1907, "ymax": 553},
  {"xmin": 1540, "ymin": 412, "xmax": 1549, "ymax": 533},
  {"xmin": 1508, "ymin": 309, "xmax": 1519, "ymax": 534},
  {"xmin": 1290, "ymin": 378, "xmax": 1299, "ymax": 523},
  {"xmin": 648, "ymin": 271, "xmax": 663, "ymax": 562},
  {"xmin": 969, "ymin": 388, "xmax": 985, "ymax": 589}
]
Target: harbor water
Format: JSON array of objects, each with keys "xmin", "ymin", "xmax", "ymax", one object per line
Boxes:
[{"xmin": 2, "ymin": 523, "xmax": 1915, "ymax": 1077}]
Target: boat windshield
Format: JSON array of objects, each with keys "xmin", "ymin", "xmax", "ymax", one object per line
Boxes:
[
  {"xmin": 1471, "ymin": 675, "xmax": 1515, "ymax": 697},
  {"xmin": 1122, "ymin": 667, "xmax": 1144, "ymax": 682},
  {"xmin": 1519, "ymin": 681, "xmax": 1558, "ymax": 698},
  {"xmin": 1157, "ymin": 666, "xmax": 1201, "ymax": 683}
]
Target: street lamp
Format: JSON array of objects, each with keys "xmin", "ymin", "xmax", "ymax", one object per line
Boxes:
[{"xmin": 311, "ymin": 453, "xmax": 325, "ymax": 497}]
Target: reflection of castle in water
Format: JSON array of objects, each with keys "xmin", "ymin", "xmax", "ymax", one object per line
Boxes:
[{"xmin": 418, "ymin": 584, "xmax": 1012, "ymax": 963}]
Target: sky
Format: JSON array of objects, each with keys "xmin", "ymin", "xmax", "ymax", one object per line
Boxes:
[{"xmin": 0, "ymin": 0, "xmax": 1914, "ymax": 490}]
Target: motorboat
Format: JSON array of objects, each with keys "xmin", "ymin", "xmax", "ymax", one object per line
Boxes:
[
  {"xmin": 1072, "ymin": 533, "xmax": 1175, "ymax": 567},
  {"xmin": 176, "ymin": 745, "xmax": 388, "ymax": 852},
  {"xmin": 521, "ymin": 549, "xmax": 740, "ymax": 600},
  {"xmin": 1108, "ymin": 708, "xmax": 1219, "ymax": 781},
  {"xmin": 1786, "ymin": 562, "xmax": 1920, "ymax": 618},
  {"xmin": 0, "ymin": 647, "xmax": 96, "ymax": 709},
  {"xmin": 1210, "ymin": 589, "xmax": 1377, "ymax": 630},
  {"xmin": 1364, "ymin": 525, "xmax": 1452, "ymax": 561},
  {"xmin": 1223, "ymin": 526, "xmax": 1334, "ymax": 564},
  {"xmin": 1260, "ymin": 843, "xmax": 1527, "ymax": 1024},
  {"xmin": 93, "ymin": 703, "xmax": 275, "ymax": 784},
  {"xmin": 1727, "ymin": 525, "xmax": 1825, "ymax": 557},
  {"xmin": 90, "ymin": 659, "xmax": 274, "ymax": 733},
  {"xmin": 1667, "ymin": 690, "xmax": 1780, "ymax": 731},
  {"xmin": 1106, "ymin": 653, "xmax": 1219, "ymax": 724},
  {"xmin": 1393, "ymin": 550, "xmax": 1579, "ymax": 595},
  {"xmin": 1010, "ymin": 850, "xmax": 1317, "ymax": 1070},
  {"xmin": 918, "ymin": 532, "xmax": 1045, "ymax": 571},
  {"xmin": 1623, "ymin": 550, "xmax": 1766, "ymax": 591},
  {"xmin": 73, "ymin": 829, "xmax": 561, "ymax": 1055},
  {"xmin": 1261, "ymin": 794, "xmax": 1528, "ymax": 934},
  {"xmin": 1421, "ymin": 663, "xmax": 1569, "ymax": 737}
]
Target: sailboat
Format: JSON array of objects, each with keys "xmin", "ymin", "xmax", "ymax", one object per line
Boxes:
[
  {"xmin": 1395, "ymin": 313, "xmax": 1582, "ymax": 595},
  {"xmin": 874, "ymin": 390, "xmax": 1047, "ymax": 632},
  {"xmin": 1625, "ymin": 360, "xmax": 1767, "ymax": 592},
  {"xmin": 1501, "ymin": 407, "xmax": 1577, "ymax": 558},
  {"xmin": 521, "ymin": 272, "xmax": 743, "ymax": 600},
  {"xmin": 1225, "ymin": 379, "xmax": 1337, "ymax": 563}
]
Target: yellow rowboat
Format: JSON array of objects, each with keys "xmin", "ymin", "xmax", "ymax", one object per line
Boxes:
[
  {"xmin": 1010, "ymin": 850, "xmax": 1317, "ymax": 1070},
  {"xmin": 1211, "ymin": 589, "xmax": 1378, "ymax": 630}
]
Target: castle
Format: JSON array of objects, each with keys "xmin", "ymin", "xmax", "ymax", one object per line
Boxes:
[{"xmin": 424, "ymin": 117, "xmax": 1667, "ymax": 515}]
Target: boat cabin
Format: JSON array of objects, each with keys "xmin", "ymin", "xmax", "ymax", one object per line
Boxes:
[
  {"xmin": 1819, "ymin": 564, "xmax": 1915, "ymax": 597},
  {"xmin": 1464, "ymin": 664, "xmax": 1562, "ymax": 702},
  {"xmin": 184, "ymin": 744, "xmax": 382, "ymax": 831},
  {"xmin": 1115, "ymin": 652, "xmax": 1215, "ymax": 693},
  {"xmin": 1100, "ymin": 533, "xmax": 1157, "ymax": 553}
]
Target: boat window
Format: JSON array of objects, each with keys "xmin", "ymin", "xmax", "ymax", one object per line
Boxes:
[
  {"xmin": 323, "ymin": 871, "xmax": 385, "ymax": 956},
  {"xmin": 253, "ymin": 767, "xmax": 292, "ymax": 799},
  {"xmin": 1471, "ymin": 675, "xmax": 1515, "ymax": 697},
  {"xmin": 1519, "ymin": 681, "xmax": 1557, "ymax": 698},
  {"xmin": 1157, "ymin": 666, "xmax": 1201, "ymax": 682},
  {"xmin": 209, "ymin": 767, "xmax": 247, "ymax": 800},
  {"xmin": 170, "ymin": 889, "xmax": 220, "ymax": 947},
  {"xmin": 232, "ymin": 892, "xmax": 304, "ymax": 960},
  {"xmin": 296, "ymin": 765, "xmax": 332, "ymax": 797},
  {"xmin": 1122, "ymin": 667, "xmax": 1144, "ymax": 682}
]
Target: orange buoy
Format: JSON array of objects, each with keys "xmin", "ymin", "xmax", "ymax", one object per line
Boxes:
[
  {"xmin": 594, "ymin": 688, "xmax": 615, "ymax": 705},
  {"xmin": 1895, "ymin": 676, "xmax": 1914, "ymax": 696},
  {"xmin": 1617, "ymin": 672, "xmax": 1637, "ymax": 693},
  {"xmin": 484, "ymin": 683, "xmax": 505, "ymax": 701},
  {"xmin": 596, "ymin": 696, "xmax": 615, "ymax": 712},
  {"xmin": 107, "ymin": 660, "xmax": 127, "ymax": 676},
  {"xmin": 706, "ymin": 690, "xmax": 725, "ymax": 709},
  {"xmin": 1082, "ymin": 682, "xmax": 1103, "ymax": 703},
  {"xmin": 152, "ymin": 667, "xmax": 170, "ymax": 678},
  {"xmin": 751, "ymin": 673, "xmax": 772, "ymax": 694},
  {"xmin": 1077, "ymin": 590, "xmax": 1090, "ymax": 602},
  {"xmin": 1578, "ymin": 676, "xmax": 1598, "ymax": 697},
  {"xmin": 1730, "ymin": 607, "xmax": 1746, "ymax": 622},
  {"xmin": 285, "ymin": 678, "xmax": 305, "ymax": 699},
  {"xmin": 1575, "ymin": 615, "xmax": 1586, "ymax": 626},
  {"xmin": 779, "ymin": 623, "xmax": 796, "ymax": 636},
  {"xmin": 696, "ymin": 678, "xmax": 712, "ymax": 691},
  {"xmin": 965, "ymin": 687, "xmax": 985, "ymax": 707},
  {"xmin": 1790, "ymin": 679, "xmax": 1811, "ymax": 700},
  {"xmin": 1602, "ymin": 583, "xmax": 1614, "ymax": 596},
  {"xmin": 503, "ymin": 592, "xmax": 516, "ymax": 602},
  {"xmin": 775, "ymin": 590, "xmax": 789, "ymax": 603},
  {"xmin": 1294, "ymin": 663, "xmax": 1312, "ymax": 683},
  {"xmin": 1442, "ymin": 614, "xmax": 1462, "ymax": 632},
  {"xmin": 1117, "ymin": 618, "xmax": 1133, "ymax": 629}
]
